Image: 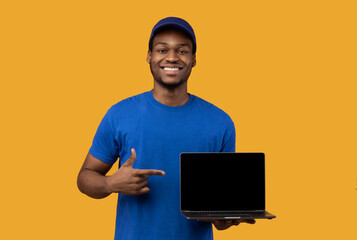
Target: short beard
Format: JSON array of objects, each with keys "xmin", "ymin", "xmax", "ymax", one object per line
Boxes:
[{"xmin": 150, "ymin": 63, "xmax": 189, "ymax": 90}]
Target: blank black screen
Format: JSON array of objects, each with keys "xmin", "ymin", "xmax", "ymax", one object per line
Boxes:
[{"xmin": 180, "ymin": 153, "xmax": 265, "ymax": 211}]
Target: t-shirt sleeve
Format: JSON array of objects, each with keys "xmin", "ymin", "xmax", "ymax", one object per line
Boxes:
[
  {"xmin": 89, "ymin": 109, "xmax": 119, "ymax": 164},
  {"xmin": 220, "ymin": 116, "xmax": 236, "ymax": 152}
]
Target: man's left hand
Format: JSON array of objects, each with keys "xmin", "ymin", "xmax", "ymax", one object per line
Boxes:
[{"xmin": 202, "ymin": 219, "xmax": 256, "ymax": 230}]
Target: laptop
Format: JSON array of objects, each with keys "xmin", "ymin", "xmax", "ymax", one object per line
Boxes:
[{"xmin": 180, "ymin": 152, "xmax": 276, "ymax": 220}]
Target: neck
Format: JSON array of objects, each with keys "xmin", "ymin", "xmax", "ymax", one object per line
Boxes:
[{"xmin": 152, "ymin": 82, "xmax": 189, "ymax": 107}]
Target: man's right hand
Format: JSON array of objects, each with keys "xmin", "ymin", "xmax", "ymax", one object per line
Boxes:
[{"xmin": 105, "ymin": 148, "xmax": 165, "ymax": 195}]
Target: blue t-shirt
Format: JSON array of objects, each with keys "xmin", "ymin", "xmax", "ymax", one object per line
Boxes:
[{"xmin": 89, "ymin": 91, "xmax": 236, "ymax": 240}]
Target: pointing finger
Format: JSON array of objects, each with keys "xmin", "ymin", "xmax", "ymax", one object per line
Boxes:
[{"xmin": 134, "ymin": 169, "xmax": 165, "ymax": 176}]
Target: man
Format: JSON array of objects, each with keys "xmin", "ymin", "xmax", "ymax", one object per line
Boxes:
[{"xmin": 77, "ymin": 17, "xmax": 255, "ymax": 240}]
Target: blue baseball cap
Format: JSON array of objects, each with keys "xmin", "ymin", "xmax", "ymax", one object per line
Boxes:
[{"xmin": 149, "ymin": 17, "xmax": 197, "ymax": 54}]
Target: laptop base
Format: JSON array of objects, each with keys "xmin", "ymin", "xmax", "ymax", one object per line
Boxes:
[{"xmin": 182, "ymin": 210, "xmax": 276, "ymax": 220}]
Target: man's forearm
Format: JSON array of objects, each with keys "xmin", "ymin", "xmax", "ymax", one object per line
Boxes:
[{"xmin": 77, "ymin": 168, "xmax": 112, "ymax": 199}]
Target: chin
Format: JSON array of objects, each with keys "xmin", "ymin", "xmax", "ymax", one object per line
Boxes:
[{"xmin": 156, "ymin": 77, "xmax": 187, "ymax": 90}]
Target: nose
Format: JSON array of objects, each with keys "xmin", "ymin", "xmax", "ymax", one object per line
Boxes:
[{"xmin": 165, "ymin": 50, "xmax": 179, "ymax": 63}]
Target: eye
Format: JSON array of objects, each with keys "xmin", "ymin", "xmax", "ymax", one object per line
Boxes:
[
  {"xmin": 157, "ymin": 49, "xmax": 167, "ymax": 53},
  {"xmin": 178, "ymin": 50, "xmax": 189, "ymax": 54}
]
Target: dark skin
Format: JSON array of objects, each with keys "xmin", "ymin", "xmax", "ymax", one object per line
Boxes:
[
  {"xmin": 147, "ymin": 29, "xmax": 195, "ymax": 106},
  {"xmin": 77, "ymin": 29, "xmax": 255, "ymax": 230},
  {"xmin": 77, "ymin": 149, "xmax": 164, "ymax": 198},
  {"xmin": 202, "ymin": 219, "xmax": 256, "ymax": 230}
]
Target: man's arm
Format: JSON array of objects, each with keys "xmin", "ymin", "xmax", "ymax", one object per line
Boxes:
[
  {"xmin": 77, "ymin": 153, "xmax": 113, "ymax": 199},
  {"xmin": 77, "ymin": 149, "xmax": 165, "ymax": 199}
]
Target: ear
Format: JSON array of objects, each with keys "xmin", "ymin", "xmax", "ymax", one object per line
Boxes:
[
  {"xmin": 192, "ymin": 54, "xmax": 196, "ymax": 67},
  {"xmin": 146, "ymin": 50, "xmax": 152, "ymax": 64}
]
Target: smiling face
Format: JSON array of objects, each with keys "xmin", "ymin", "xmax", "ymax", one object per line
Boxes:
[{"xmin": 147, "ymin": 29, "xmax": 196, "ymax": 90}]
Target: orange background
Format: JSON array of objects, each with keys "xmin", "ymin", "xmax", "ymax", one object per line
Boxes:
[{"xmin": 1, "ymin": 1, "xmax": 356, "ymax": 239}]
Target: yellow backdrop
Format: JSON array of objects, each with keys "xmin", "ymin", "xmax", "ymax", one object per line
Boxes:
[{"xmin": 1, "ymin": 0, "xmax": 356, "ymax": 239}]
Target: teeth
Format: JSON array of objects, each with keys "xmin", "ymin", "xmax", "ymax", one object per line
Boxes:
[{"xmin": 164, "ymin": 67, "xmax": 179, "ymax": 71}]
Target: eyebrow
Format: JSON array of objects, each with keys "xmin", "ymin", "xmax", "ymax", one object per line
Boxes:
[{"xmin": 156, "ymin": 42, "xmax": 191, "ymax": 47}]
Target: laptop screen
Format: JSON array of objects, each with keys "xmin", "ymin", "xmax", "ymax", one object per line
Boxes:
[{"xmin": 180, "ymin": 153, "xmax": 265, "ymax": 211}]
